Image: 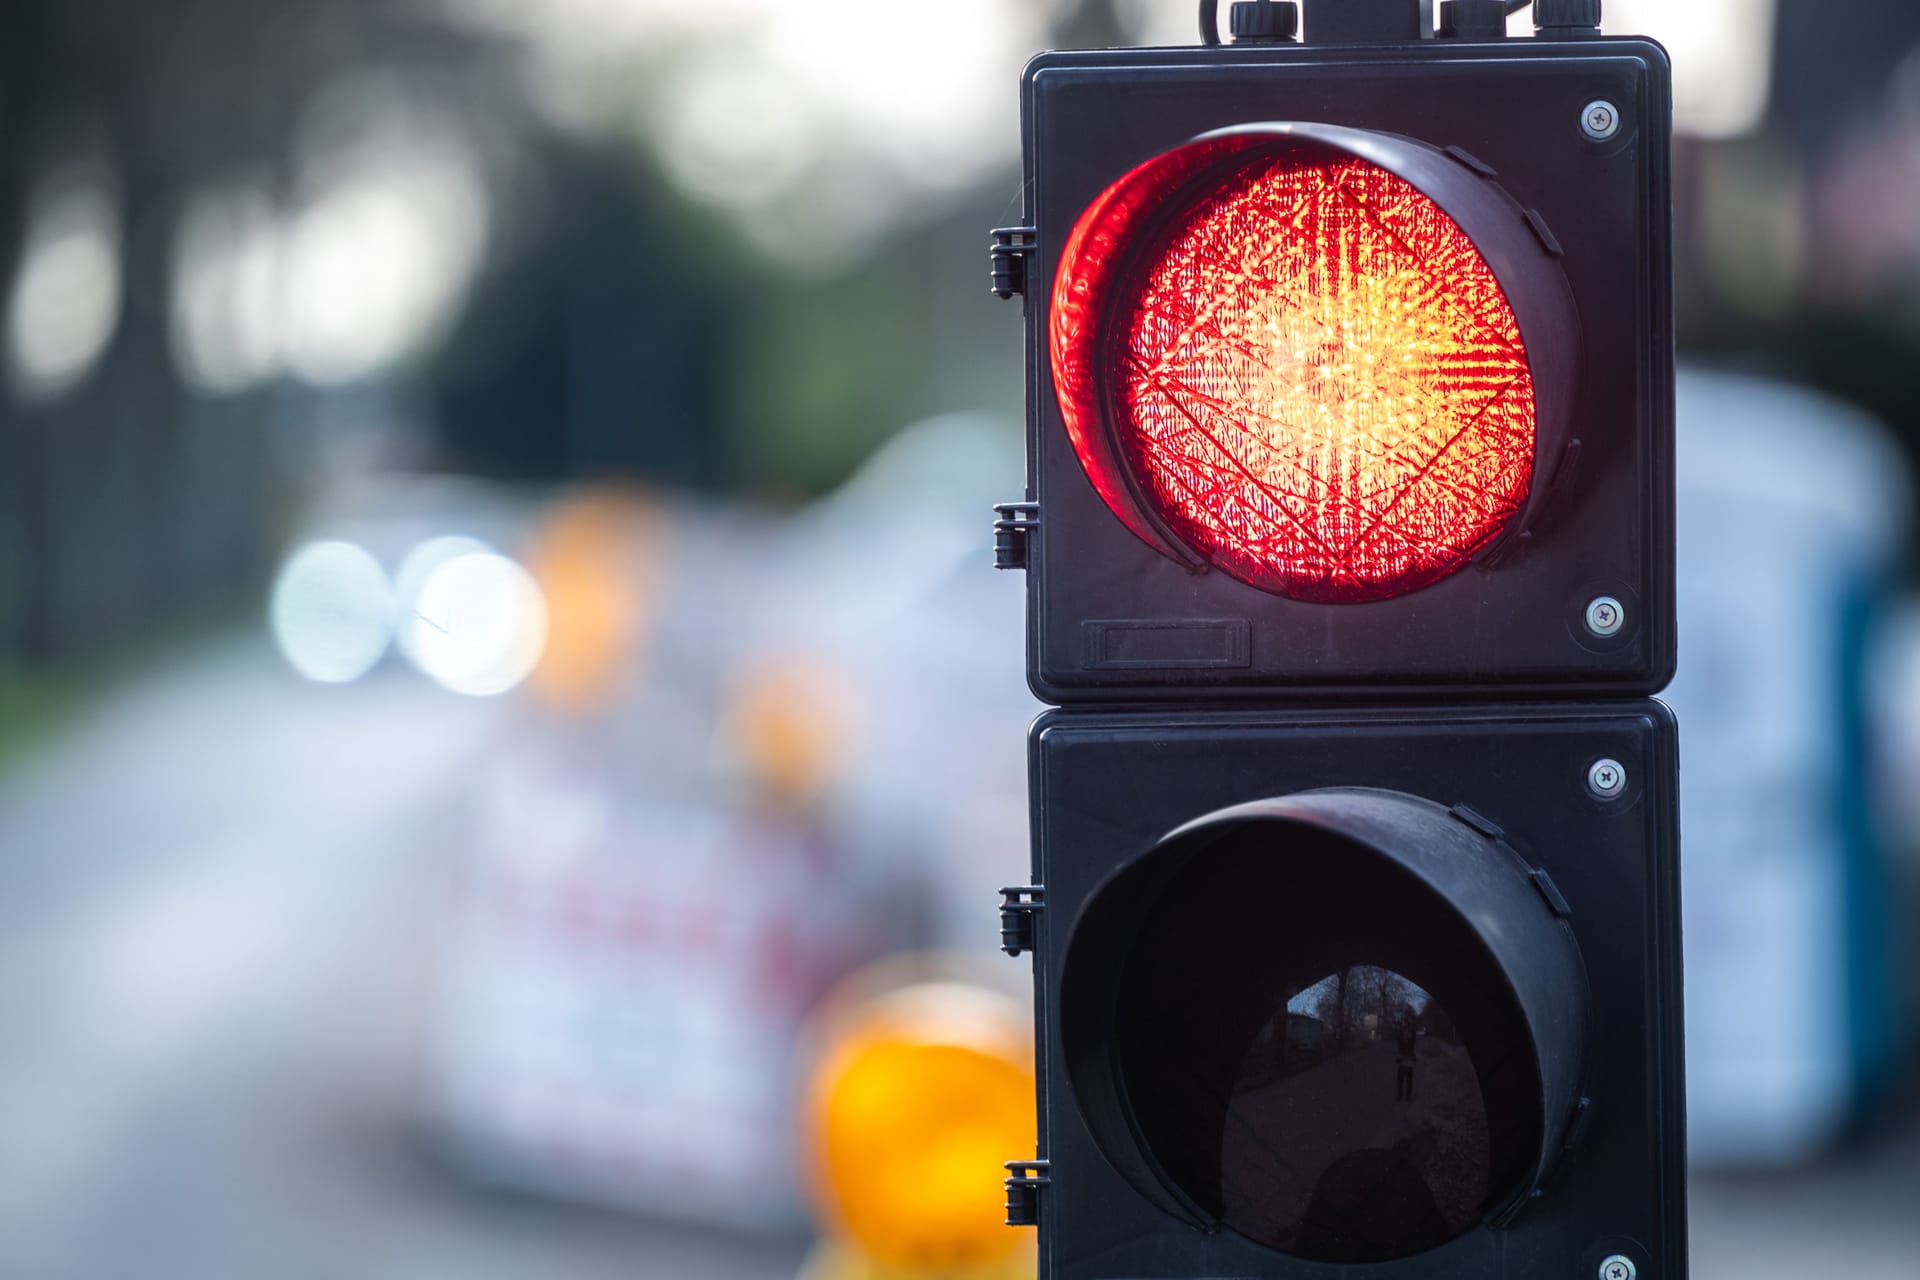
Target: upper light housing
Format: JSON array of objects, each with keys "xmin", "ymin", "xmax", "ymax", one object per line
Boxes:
[{"xmin": 1011, "ymin": 43, "xmax": 1674, "ymax": 702}]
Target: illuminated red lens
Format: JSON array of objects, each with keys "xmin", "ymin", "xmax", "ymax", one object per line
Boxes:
[{"xmin": 1053, "ymin": 143, "xmax": 1536, "ymax": 602}]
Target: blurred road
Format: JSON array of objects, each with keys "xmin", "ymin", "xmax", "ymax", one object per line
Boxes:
[
  {"xmin": 1691, "ymin": 1132, "xmax": 1920, "ymax": 1280},
  {"xmin": 0, "ymin": 634, "xmax": 1914, "ymax": 1279},
  {"xmin": 0, "ymin": 636, "xmax": 805, "ymax": 1280}
]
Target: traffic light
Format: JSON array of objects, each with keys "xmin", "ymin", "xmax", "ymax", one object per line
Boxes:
[{"xmin": 989, "ymin": 3, "xmax": 1682, "ymax": 1278}]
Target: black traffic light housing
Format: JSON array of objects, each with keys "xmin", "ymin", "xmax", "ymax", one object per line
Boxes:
[
  {"xmin": 1018, "ymin": 703, "xmax": 1685, "ymax": 1280},
  {"xmin": 1003, "ymin": 34, "xmax": 1674, "ymax": 701},
  {"xmin": 992, "ymin": 7, "xmax": 1684, "ymax": 1280}
]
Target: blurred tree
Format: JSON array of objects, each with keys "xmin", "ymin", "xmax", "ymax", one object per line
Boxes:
[
  {"xmin": 1771, "ymin": 0, "xmax": 1920, "ymax": 156},
  {"xmin": 0, "ymin": 0, "xmax": 498, "ymax": 661},
  {"xmin": 1678, "ymin": 0, "xmax": 1920, "ymax": 493},
  {"xmin": 0, "ymin": 0, "xmax": 1069, "ymax": 670},
  {"xmin": 430, "ymin": 140, "xmax": 740, "ymax": 489}
]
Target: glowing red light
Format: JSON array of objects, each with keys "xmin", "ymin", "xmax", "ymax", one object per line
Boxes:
[{"xmin": 1052, "ymin": 142, "xmax": 1536, "ymax": 602}]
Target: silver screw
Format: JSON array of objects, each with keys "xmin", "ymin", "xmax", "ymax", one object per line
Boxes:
[
  {"xmin": 1588, "ymin": 759, "xmax": 1627, "ymax": 800},
  {"xmin": 1585, "ymin": 595, "xmax": 1625, "ymax": 638},
  {"xmin": 1581, "ymin": 100, "xmax": 1621, "ymax": 140},
  {"xmin": 1599, "ymin": 1255, "xmax": 1637, "ymax": 1280}
]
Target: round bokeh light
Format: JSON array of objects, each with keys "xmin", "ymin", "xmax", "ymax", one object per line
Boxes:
[
  {"xmin": 1053, "ymin": 139, "xmax": 1537, "ymax": 602},
  {"xmin": 407, "ymin": 551, "xmax": 548, "ymax": 697},
  {"xmin": 269, "ymin": 539, "xmax": 393, "ymax": 683}
]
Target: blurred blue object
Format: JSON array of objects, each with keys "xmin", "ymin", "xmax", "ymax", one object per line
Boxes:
[{"xmin": 1668, "ymin": 367, "xmax": 1912, "ymax": 1165}]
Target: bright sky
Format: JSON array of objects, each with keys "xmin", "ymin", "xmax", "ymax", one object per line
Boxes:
[{"xmin": 448, "ymin": 0, "xmax": 1069, "ymax": 263}]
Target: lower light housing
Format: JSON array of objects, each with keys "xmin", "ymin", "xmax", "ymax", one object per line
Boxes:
[{"xmin": 1025, "ymin": 703, "xmax": 1686, "ymax": 1279}]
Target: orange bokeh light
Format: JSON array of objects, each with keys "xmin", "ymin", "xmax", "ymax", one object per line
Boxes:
[
  {"xmin": 803, "ymin": 984, "xmax": 1035, "ymax": 1271},
  {"xmin": 1055, "ymin": 144, "xmax": 1536, "ymax": 602}
]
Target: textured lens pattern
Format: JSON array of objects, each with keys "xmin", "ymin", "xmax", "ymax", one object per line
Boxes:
[{"xmin": 1092, "ymin": 151, "xmax": 1534, "ymax": 602}]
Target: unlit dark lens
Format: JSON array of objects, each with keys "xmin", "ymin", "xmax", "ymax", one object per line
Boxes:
[{"xmin": 1111, "ymin": 823, "xmax": 1540, "ymax": 1263}]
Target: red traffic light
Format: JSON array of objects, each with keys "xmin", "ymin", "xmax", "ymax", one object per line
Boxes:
[
  {"xmin": 1052, "ymin": 125, "xmax": 1576, "ymax": 602},
  {"xmin": 997, "ymin": 26, "xmax": 1684, "ymax": 1280}
]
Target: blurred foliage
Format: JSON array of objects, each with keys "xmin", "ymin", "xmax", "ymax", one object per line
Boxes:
[
  {"xmin": 722, "ymin": 265, "xmax": 934, "ymax": 499},
  {"xmin": 430, "ymin": 139, "xmax": 741, "ymax": 490},
  {"xmin": 718, "ymin": 206, "xmax": 1023, "ymax": 499},
  {"xmin": 427, "ymin": 136, "xmax": 1021, "ymax": 499},
  {"xmin": 0, "ymin": 0, "xmax": 481, "ymax": 665},
  {"xmin": 0, "ymin": 665, "xmax": 77, "ymax": 762},
  {"xmin": 1677, "ymin": 0, "xmax": 1920, "ymax": 476}
]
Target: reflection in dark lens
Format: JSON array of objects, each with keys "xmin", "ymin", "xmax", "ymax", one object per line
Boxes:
[
  {"xmin": 1224, "ymin": 967, "xmax": 1488, "ymax": 1260},
  {"xmin": 1112, "ymin": 823, "xmax": 1540, "ymax": 1264}
]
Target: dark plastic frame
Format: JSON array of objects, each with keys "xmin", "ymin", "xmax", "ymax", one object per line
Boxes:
[
  {"xmin": 1024, "ymin": 702, "xmax": 1687, "ymax": 1280},
  {"xmin": 1016, "ymin": 38, "xmax": 1676, "ymax": 702}
]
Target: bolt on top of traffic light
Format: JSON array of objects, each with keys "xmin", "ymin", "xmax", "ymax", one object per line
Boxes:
[{"xmin": 992, "ymin": 0, "xmax": 1674, "ymax": 703}]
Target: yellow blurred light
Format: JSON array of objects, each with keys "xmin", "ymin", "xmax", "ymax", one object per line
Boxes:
[
  {"xmin": 727, "ymin": 657, "xmax": 857, "ymax": 803},
  {"xmin": 804, "ymin": 983, "xmax": 1036, "ymax": 1271},
  {"xmin": 526, "ymin": 489, "xmax": 669, "ymax": 713}
]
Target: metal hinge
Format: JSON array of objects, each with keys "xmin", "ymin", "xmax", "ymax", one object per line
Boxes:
[
  {"xmin": 999, "ymin": 885, "xmax": 1044, "ymax": 955},
  {"xmin": 989, "ymin": 226, "xmax": 1037, "ymax": 299},
  {"xmin": 993, "ymin": 502, "xmax": 1040, "ymax": 571},
  {"xmin": 1003, "ymin": 1159, "xmax": 1050, "ymax": 1226}
]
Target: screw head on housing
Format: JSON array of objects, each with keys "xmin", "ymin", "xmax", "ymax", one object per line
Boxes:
[
  {"xmin": 1599, "ymin": 1255, "xmax": 1637, "ymax": 1280},
  {"xmin": 1582, "ymin": 100, "xmax": 1622, "ymax": 140},
  {"xmin": 1588, "ymin": 759, "xmax": 1627, "ymax": 800},
  {"xmin": 1585, "ymin": 595, "xmax": 1625, "ymax": 637}
]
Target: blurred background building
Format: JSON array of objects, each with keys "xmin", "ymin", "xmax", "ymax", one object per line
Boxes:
[{"xmin": 0, "ymin": 1, "xmax": 1917, "ymax": 1277}]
